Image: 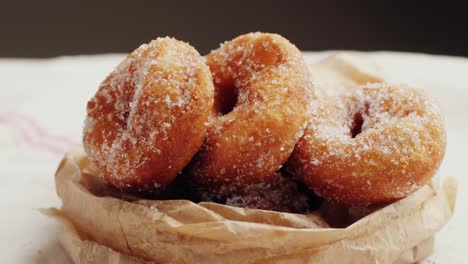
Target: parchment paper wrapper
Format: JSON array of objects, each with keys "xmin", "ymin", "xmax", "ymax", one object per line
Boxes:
[
  {"xmin": 309, "ymin": 52, "xmax": 385, "ymax": 98},
  {"xmin": 53, "ymin": 146, "xmax": 456, "ymax": 264},
  {"xmin": 52, "ymin": 53, "xmax": 457, "ymax": 263}
]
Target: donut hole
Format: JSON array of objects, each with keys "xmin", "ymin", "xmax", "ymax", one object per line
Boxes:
[
  {"xmin": 349, "ymin": 102, "xmax": 370, "ymax": 138},
  {"xmin": 350, "ymin": 112, "xmax": 364, "ymax": 138},
  {"xmin": 121, "ymin": 111, "xmax": 130, "ymax": 126},
  {"xmin": 214, "ymin": 82, "xmax": 239, "ymax": 115}
]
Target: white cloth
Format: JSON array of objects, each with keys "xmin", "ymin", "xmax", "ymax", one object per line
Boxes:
[{"xmin": 0, "ymin": 52, "xmax": 466, "ymax": 263}]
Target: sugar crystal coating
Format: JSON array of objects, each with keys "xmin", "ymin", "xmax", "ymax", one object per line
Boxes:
[
  {"xmin": 83, "ymin": 37, "xmax": 214, "ymax": 191},
  {"xmin": 187, "ymin": 32, "xmax": 313, "ymax": 194},
  {"xmin": 286, "ymin": 83, "xmax": 446, "ymax": 205}
]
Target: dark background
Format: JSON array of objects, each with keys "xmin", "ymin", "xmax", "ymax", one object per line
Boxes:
[{"xmin": 1, "ymin": 0, "xmax": 467, "ymax": 58}]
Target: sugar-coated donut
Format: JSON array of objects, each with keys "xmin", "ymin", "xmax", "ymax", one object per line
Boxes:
[
  {"xmin": 286, "ymin": 84, "xmax": 446, "ymax": 205},
  {"xmin": 187, "ymin": 173, "xmax": 316, "ymax": 213},
  {"xmin": 187, "ymin": 32, "xmax": 313, "ymax": 194},
  {"xmin": 83, "ymin": 37, "xmax": 214, "ymax": 191},
  {"xmin": 224, "ymin": 174, "xmax": 314, "ymax": 213}
]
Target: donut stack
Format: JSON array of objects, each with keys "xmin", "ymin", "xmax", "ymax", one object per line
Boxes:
[{"xmin": 83, "ymin": 33, "xmax": 446, "ymax": 211}]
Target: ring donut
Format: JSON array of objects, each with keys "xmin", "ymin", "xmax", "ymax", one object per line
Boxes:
[
  {"xmin": 286, "ymin": 84, "xmax": 446, "ymax": 205},
  {"xmin": 83, "ymin": 37, "xmax": 214, "ymax": 191},
  {"xmin": 224, "ymin": 173, "xmax": 313, "ymax": 213},
  {"xmin": 188, "ymin": 32, "xmax": 313, "ymax": 194}
]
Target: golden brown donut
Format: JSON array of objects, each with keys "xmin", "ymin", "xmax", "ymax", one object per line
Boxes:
[
  {"xmin": 187, "ymin": 32, "xmax": 313, "ymax": 194},
  {"xmin": 83, "ymin": 37, "xmax": 214, "ymax": 191},
  {"xmin": 286, "ymin": 83, "xmax": 446, "ymax": 205}
]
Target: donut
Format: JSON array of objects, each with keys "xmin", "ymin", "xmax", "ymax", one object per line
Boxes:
[
  {"xmin": 188, "ymin": 173, "xmax": 316, "ymax": 213},
  {"xmin": 83, "ymin": 37, "xmax": 214, "ymax": 191},
  {"xmin": 286, "ymin": 83, "xmax": 446, "ymax": 205},
  {"xmin": 224, "ymin": 173, "xmax": 312, "ymax": 213},
  {"xmin": 187, "ymin": 32, "xmax": 313, "ymax": 194}
]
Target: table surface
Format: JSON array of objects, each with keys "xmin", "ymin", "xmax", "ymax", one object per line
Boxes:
[{"xmin": 0, "ymin": 52, "xmax": 466, "ymax": 263}]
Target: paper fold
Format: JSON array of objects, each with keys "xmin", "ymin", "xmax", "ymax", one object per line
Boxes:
[{"xmin": 52, "ymin": 147, "xmax": 456, "ymax": 264}]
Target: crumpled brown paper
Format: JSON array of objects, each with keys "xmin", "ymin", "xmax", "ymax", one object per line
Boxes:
[
  {"xmin": 309, "ymin": 52, "xmax": 385, "ymax": 98},
  {"xmin": 52, "ymin": 53, "xmax": 457, "ymax": 264},
  {"xmin": 53, "ymin": 146, "xmax": 456, "ymax": 264}
]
